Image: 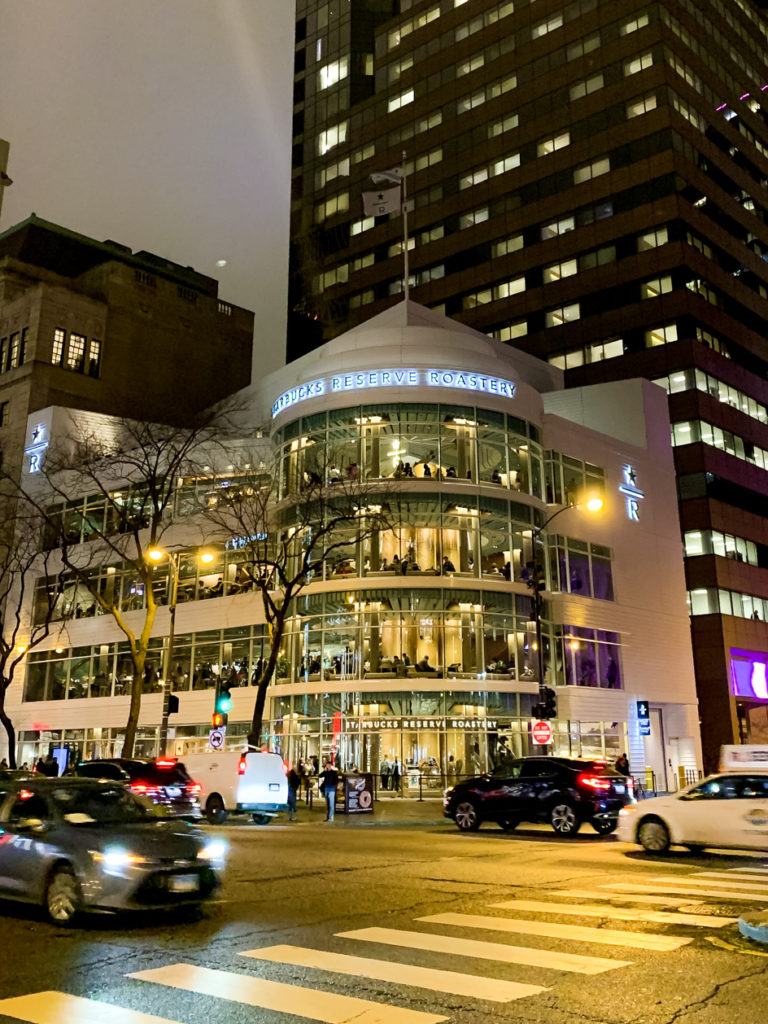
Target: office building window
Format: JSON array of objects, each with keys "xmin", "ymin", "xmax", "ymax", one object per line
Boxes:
[
  {"xmin": 538, "ymin": 132, "xmax": 570, "ymax": 156},
  {"xmin": 625, "ymin": 52, "xmax": 654, "ymax": 76},
  {"xmin": 627, "ymin": 93, "xmax": 657, "ymax": 118},
  {"xmin": 8, "ymin": 332, "xmax": 19, "ymax": 370},
  {"xmin": 492, "ymin": 234, "xmax": 523, "ymax": 257},
  {"xmin": 494, "ymin": 320, "xmax": 528, "ymax": 342},
  {"xmin": 88, "ymin": 340, "xmax": 102, "ymax": 377},
  {"xmin": 532, "ymin": 13, "xmax": 564, "ymax": 38},
  {"xmin": 621, "ymin": 13, "xmax": 650, "ymax": 34},
  {"xmin": 314, "ymin": 192, "xmax": 349, "ymax": 223},
  {"xmin": 457, "ymin": 54, "xmax": 485, "ymax": 77},
  {"xmin": 0, "ymin": 402, "xmax": 7, "ymax": 426},
  {"xmin": 351, "ymin": 217, "xmax": 375, "ymax": 236},
  {"xmin": 574, "ymin": 157, "xmax": 610, "ymax": 183},
  {"xmin": 67, "ymin": 333, "xmax": 86, "ymax": 371},
  {"xmin": 567, "ymin": 33, "xmax": 600, "ymax": 61},
  {"xmin": 541, "ymin": 215, "xmax": 575, "ymax": 240},
  {"xmin": 318, "ymin": 57, "xmax": 348, "ymax": 90},
  {"xmin": 545, "ymin": 303, "xmax": 580, "ymax": 327},
  {"xmin": 637, "ymin": 226, "xmax": 668, "ymax": 250},
  {"xmin": 543, "ymin": 259, "xmax": 578, "ymax": 283},
  {"xmin": 388, "ymin": 89, "xmax": 415, "ymax": 113},
  {"xmin": 489, "ymin": 112, "xmax": 519, "ymax": 137},
  {"xmin": 570, "ymin": 73, "xmax": 604, "ymax": 100},
  {"xmin": 459, "ymin": 207, "xmax": 488, "ymax": 229},
  {"xmin": 641, "ymin": 275, "xmax": 673, "ymax": 298},
  {"xmin": 318, "ymin": 122, "xmax": 347, "ymax": 155},
  {"xmin": 52, "ymin": 328, "xmax": 65, "ymax": 366},
  {"xmin": 646, "ymin": 324, "xmax": 678, "ymax": 346}
]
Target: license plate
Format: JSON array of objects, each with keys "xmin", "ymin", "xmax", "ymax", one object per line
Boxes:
[
  {"xmin": 269, "ymin": 783, "xmax": 280, "ymax": 791},
  {"xmin": 169, "ymin": 874, "xmax": 199, "ymax": 893},
  {"xmin": 614, "ymin": 784, "xmax": 626, "ymax": 794},
  {"xmin": 166, "ymin": 787, "xmax": 182, "ymax": 798}
]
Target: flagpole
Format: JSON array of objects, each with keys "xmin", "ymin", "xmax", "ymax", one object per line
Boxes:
[{"xmin": 401, "ymin": 150, "xmax": 409, "ymax": 304}]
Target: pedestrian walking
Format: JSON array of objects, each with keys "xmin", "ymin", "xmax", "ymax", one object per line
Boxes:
[
  {"xmin": 380, "ymin": 756, "xmax": 391, "ymax": 791},
  {"xmin": 286, "ymin": 765, "xmax": 300, "ymax": 821},
  {"xmin": 390, "ymin": 757, "xmax": 401, "ymax": 794},
  {"xmin": 615, "ymin": 752, "xmax": 630, "ymax": 776},
  {"xmin": 319, "ymin": 758, "xmax": 339, "ymax": 821}
]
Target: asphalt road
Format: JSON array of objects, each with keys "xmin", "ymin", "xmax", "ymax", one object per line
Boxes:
[{"xmin": 0, "ymin": 813, "xmax": 767, "ymax": 1024}]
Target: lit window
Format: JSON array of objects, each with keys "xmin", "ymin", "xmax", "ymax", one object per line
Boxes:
[
  {"xmin": 318, "ymin": 122, "xmax": 348, "ymax": 155},
  {"xmin": 388, "ymin": 89, "xmax": 415, "ymax": 113},
  {"xmin": 494, "ymin": 320, "xmax": 527, "ymax": 342},
  {"xmin": 318, "ymin": 57, "xmax": 348, "ymax": 90},
  {"xmin": 532, "ymin": 13, "xmax": 563, "ymax": 38},
  {"xmin": 352, "ymin": 144, "xmax": 375, "ymax": 165},
  {"xmin": 541, "ymin": 215, "xmax": 575, "ymax": 240},
  {"xmin": 88, "ymin": 339, "xmax": 101, "ymax": 377},
  {"xmin": 459, "ymin": 167, "xmax": 488, "ymax": 189},
  {"xmin": 625, "ymin": 52, "xmax": 653, "ymax": 76},
  {"xmin": 458, "ymin": 89, "xmax": 486, "ymax": 113},
  {"xmin": 570, "ymin": 73, "xmax": 604, "ymax": 100},
  {"xmin": 545, "ymin": 303, "xmax": 580, "ymax": 327},
  {"xmin": 314, "ymin": 193, "xmax": 349, "ymax": 223},
  {"xmin": 490, "ymin": 153, "xmax": 520, "ymax": 176},
  {"xmin": 52, "ymin": 328, "xmax": 65, "ymax": 366},
  {"xmin": 588, "ymin": 338, "xmax": 624, "ymax": 361},
  {"xmin": 351, "ymin": 217, "xmax": 375, "ymax": 236},
  {"xmin": 459, "ymin": 207, "xmax": 489, "ymax": 229},
  {"xmin": 621, "ymin": 13, "xmax": 649, "ymax": 34},
  {"xmin": 457, "ymin": 54, "xmax": 485, "ymax": 77},
  {"xmin": 573, "ymin": 157, "xmax": 610, "ymax": 183},
  {"xmin": 567, "ymin": 33, "xmax": 600, "ymax": 61},
  {"xmin": 538, "ymin": 132, "xmax": 570, "ymax": 156},
  {"xmin": 488, "ymin": 112, "xmax": 519, "ymax": 137},
  {"xmin": 642, "ymin": 275, "xmax": 673, "ymax": 298},
  {"xmin": 67, "ymin": 333, "xmax": 86, "ymax": 371},
  {"xmin": 543, "ymin": 259, "xmax": 577, "ymax": 283},
  {"xmin": 626, "ymin": 94, "xmax": 659, "ymax": 117},
  {"xmin": 637, "ymin": 226, "xmax": 668, "ymax": 250},
  {"xmin": 492, "ymin": 234, "xmax": 523, "ymax": 257},
  {"xmin": 646, "ymin": 324, "xmax": 678, "ymax": 346}
]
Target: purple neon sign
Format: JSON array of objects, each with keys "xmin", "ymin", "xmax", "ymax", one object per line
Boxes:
[{"xmin": 730, "ymin": 648, "xmax": 768, "ymax": 701}]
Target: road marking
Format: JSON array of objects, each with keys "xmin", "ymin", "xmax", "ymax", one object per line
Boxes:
[
  {"xmin": 605, "ymin": 883, "xmax": 768, "ymax": 903},
  {"xmin": 726, "ymin": 865, "xmax": 768, "ymax": 872},
  {"xmin": 648, "ymin": 876, "xmax": 768, "ymax": 892},
  {"xmin": 337, "ymin": 927, "xmax": 631, "ymax": 975},
  {"xmin": 0, "ymin": 991, "xmax": 183, "ymax": 1024},
  {"xmin": 129, "ymin": 964, "xmax": 446, "ymax": 1024},
  {"xmin": 557, "ymin": 889, "xmax": 711, "ymax": 907},
  {"xmin": 418, "ymin": 912, "xmax": 691, "ymax": 952},
  {"xmin": 241, "ymin": 944, "xmax": 547, "ymax": 1003},
  {"xmin": 492, "ymin": 898, "xmax": 735, "ymax": 928}
]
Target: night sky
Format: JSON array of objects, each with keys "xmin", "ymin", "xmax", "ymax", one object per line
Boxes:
[{"xmin": 0, "ymin": 0, "xmax": 294, "ymax": 376}]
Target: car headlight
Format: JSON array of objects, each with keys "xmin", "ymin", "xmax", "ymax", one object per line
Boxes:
[
  {"xmin": 91, "ymin": 846, "xmax": 150, "ymax": 869},
  {"xmin": 198, "ymin": 839, "xmax": 227, "ymax": 866}
]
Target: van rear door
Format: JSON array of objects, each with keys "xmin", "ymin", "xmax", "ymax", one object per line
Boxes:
[{"xmin": 235, "ymin": 752, "xmax": 288, "ymax": 812}]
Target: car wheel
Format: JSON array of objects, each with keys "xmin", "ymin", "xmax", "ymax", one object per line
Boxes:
[
  {"xmin": 638, "ymin": 818, "xmax": 671, "ymax": 852},
  {"xmin": 550, "ymin": 802, "xmax": 581, "ymax": 836},
  {"xmin": 45, "ymin": 866, "xmax": 81, "ymax": 925},
  {"xmin": 205, "ymin": 794, "xmax": 227, "ymax": 825},
  {"xmin": 454, "ymin": 800, "xmax": 481, "ymax": 832},
  {"xmin": 498, "ymin": 818, "xmax": 520, "ymax": 832},
  {"xmin": 251, "ymin": 813, "xmax": 271, "ymax": 825},
  {"xmin": 591, "ymin": 818, "xmax": 617, "ymax": 836}
]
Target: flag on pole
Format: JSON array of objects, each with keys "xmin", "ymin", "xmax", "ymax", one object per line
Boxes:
[
  {"xmin": 371, "ymin": 166, "xmax": 404, "ymax": 185},
  {"xmin": 362, "ymin": 185, "xmax": 401, "ymax": 217}
]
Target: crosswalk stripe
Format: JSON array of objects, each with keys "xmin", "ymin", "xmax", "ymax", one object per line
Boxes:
[
  {"xmin": 336, "ymin": 927, "xmax": 631, "ymax": 975},
  {"xmin": 557, "ymin": 889, "xmax": 710, "ymax": 907},
  {"xmin": 648, "ymin": 876, "xmax": 768, "ymax": 892},
  {"xmin": 694, "ymin": 871, "xmax": 768, "ymax": 883},
  {"xmin": 492, "ymin": 898, "xmax": 735, "ymax": 928},
  {"xmin": 129, "ymin": 964, "xmax": 446, "ymax": 1024},
  {"xmin": 605, "ymin": 882, "xmax": 768, "ymax": 903},
  {"xmin": 417, "ymin": 912, "xmax": 691, "ymax": 952},
  {"xmin": 0, "ymin": 991, "xmax": 183, "ymax": 1024},
  {"xmin": 241, "ymin": 944, "xmax": 546, "ymax": 1003}
]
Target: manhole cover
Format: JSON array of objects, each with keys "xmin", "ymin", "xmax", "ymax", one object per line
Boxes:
[{"xmin": 679, "ymin": 902, "xmax": 746, "ymax": 917}]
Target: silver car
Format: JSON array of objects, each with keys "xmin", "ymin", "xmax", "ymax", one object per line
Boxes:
[{"xmin": 0, "ymin": 778, "xmax": 226, "ymax": 924}]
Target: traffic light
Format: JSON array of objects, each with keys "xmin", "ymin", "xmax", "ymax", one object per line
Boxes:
[
  {"xmin": 213, "ymin": 680, "xmax": 232, "ymax": 727},
  {"xmin": 167, "ymin": 694, "xmax": 179, "ymax": 715},
  {"xmin": 532, "ymin": 688, "xmax": 558, "ymax": 720}
]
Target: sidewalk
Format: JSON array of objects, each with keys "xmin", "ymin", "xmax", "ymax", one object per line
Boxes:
[{"xmin": 290, "ymin": 795, "xmax": 448, "ymax": 827}]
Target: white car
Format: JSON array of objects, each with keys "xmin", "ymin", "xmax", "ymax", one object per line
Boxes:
[
  {"xmin": 618, "ymin": 771, "xmax": 768, "ymax": 853},
  {"xmin": 181, "ymin": 751, "xmax": 288, "ymax": 825}
]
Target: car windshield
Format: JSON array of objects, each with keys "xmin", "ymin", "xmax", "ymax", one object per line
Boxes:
[{"xmin": 51, "ymin": 785, "xmax": 162, "ymax": 825}]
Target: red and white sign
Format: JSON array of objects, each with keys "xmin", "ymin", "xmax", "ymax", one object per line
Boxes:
[{"xmin": 532, "ymin": 720, "xmax": 552, "ymax": 745}]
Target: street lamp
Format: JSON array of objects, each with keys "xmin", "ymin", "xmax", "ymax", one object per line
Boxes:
[
  {"xmin": 522, "ymin": 496, "xmax": 604, "ymax": 732},
  {"xmin": 148, "ymin": 546, "xmax": 215, "ymax": 754}
]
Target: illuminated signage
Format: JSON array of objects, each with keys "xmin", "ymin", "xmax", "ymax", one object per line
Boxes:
[
  {"xmin": 619, "ymin": 464, "xmax": 645, "ymax": 521},
  {"xmin": 636, "ymin": 700, "xmax": 651, "ymax": 735},
  {"xmin": 360, "ymin": 717, "xmax": 498, "ymax": 730},
  {"xmin": 271, "ymin": 368, "xmax": 517, "ymax": 418},
  {"xmin": 24, "ymin": 423, "xmax": 48, "ymax": 474},
  {"xmin": 730, "ymin": 648, "xmax": 768, "ymax": 701}
]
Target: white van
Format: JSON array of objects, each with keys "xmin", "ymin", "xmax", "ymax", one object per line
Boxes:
[{"xmin": 182, "ymin": 750, "xmax": 288, "ymax": 824}]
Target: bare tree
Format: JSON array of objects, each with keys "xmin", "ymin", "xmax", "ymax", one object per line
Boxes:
[
  {"xmin": 13, "ymin": 414, "xmax": 224, "ymax": 757},
  {"xmin": 0, "ymin": 498, "xmax": 62, "ymax": 766},
  {"xmin": 200, "ymin": 450, "xmax": 394, "ymax": 748}
]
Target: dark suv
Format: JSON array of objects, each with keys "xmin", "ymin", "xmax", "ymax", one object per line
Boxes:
[
  {"xmin": 72, "ymin": 758, "xmax": 202, "ymax": 820},
  {"xmin": 444, "ymin": 756, "xmax": 633, "ymax": 836}
]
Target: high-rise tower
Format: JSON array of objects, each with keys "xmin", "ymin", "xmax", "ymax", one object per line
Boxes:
[{"xmin": 290, "ymin": 0, "xmax": 768, "ymax": 768}]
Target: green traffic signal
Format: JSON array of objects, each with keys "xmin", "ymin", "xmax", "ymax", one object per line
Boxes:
[{"xmin": 216, "ymin": 690, "xmax": 232, "ymax": 714}]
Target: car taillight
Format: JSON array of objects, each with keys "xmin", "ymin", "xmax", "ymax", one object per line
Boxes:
[
  {"xmin": 155, "ymin": 759, "xmax": 177, "ymax": 768},
  {"xmin": 282, "ymin": 761, "xmax": 289, "ymax": 774},
  {"xmin": 238, "ymin": 756, "xmax": 247, "ymax": 776},
  {"xmin": 130, "ymin": 781, "xmax": 158, "ymax": 796},
  {"xmin": 626, "ymin": 776, "xmax": 634, "ymax": 789},
  {"xmin": 186, "ymin": 782, "xmax": 202, "ymax": 795},
  {"xmin": 577, "ymin": 773, "xmax": 611, "ymax": 791}
]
